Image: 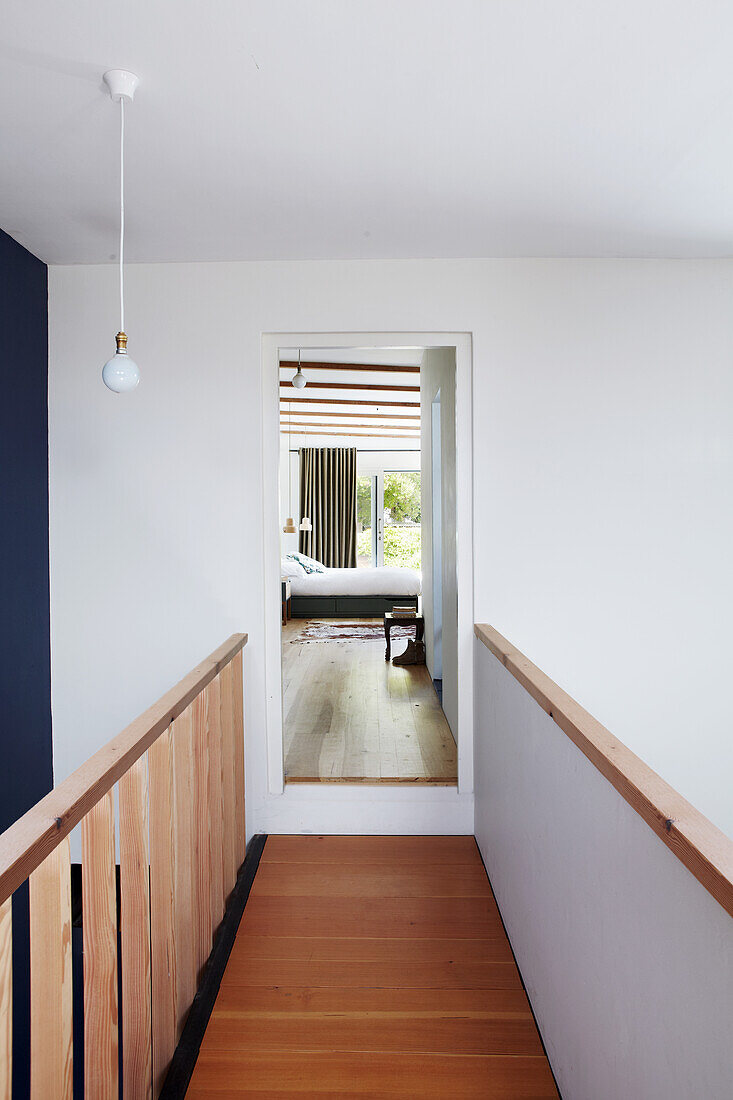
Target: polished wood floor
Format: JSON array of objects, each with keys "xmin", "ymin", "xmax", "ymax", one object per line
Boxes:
[
  {"xmin": 282, "ymin": 619, "xmax": 457, "ymax": 783},
  {"xmin": 188, "ymin": 836, "xmax": 559, "ymax": 1098}
]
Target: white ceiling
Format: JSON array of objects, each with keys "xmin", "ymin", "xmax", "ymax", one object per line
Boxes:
[{"xmin": 3, "ymin": 0, "xmax": 733, "ymax": 264}]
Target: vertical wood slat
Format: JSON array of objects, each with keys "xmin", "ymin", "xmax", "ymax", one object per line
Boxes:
[
  {"xmin": 232, "ymin": 650, "xmax": 246, "ymax": 869},
  {"xmin": 0, "ymin": 898, "xmax": 11, "ymax": 1100},
  {"xmin": 119, "ymin": 755, "xmax": 153, "ymax": 1099},
  {"xmin": 219, "ymin": 661, "xmax": 237, "ymax": 899},
  {"xmin": 29, "ymin": 835, "xmax": 73, "ymax": 1100},
  {"xmin": 148, "ymin": 728, "xmax": 178, "ymax": 1095},
  {"xmin": 172, "ymin": 705, "xmax": 196, "ymax": 1037},
  {"xmin": 207, "ymin": 676, "xmax": 225, "ymax": 932},
  {"xmin": 81, "ymin": 791, "xmax": 119, "ymax": 1100},
  {"xmin": 192, "ymin": 690, "xmax": 212, "ymax": 979}
]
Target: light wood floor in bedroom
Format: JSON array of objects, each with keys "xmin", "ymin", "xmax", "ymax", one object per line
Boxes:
[{"xmin": 282, "ymin": 618, "xmax": 457, "ymax": 783}]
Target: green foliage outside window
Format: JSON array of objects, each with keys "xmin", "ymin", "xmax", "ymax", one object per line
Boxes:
[
  {"xmin": 357, "ymin": 525, "xmax": 421, "ymax": 571},
  {"xmin": 356, "ymin": 471, "xmax": 421, "ymax": 569},
  {"xmin": 357, "ymin": 476, "xmax": 372, "ymax": 529},
  {"xmin": 384, "ymin": 471, "xmax": 421, "ymax": 524},
  {"xmin": 358, "ymin": 471, "xmax": 421, "ymax": 530}
]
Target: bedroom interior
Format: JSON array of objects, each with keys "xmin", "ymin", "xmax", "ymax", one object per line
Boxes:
[{"xmin": 278, "ymin": 346, "xmax": 458, "ymax": 784}]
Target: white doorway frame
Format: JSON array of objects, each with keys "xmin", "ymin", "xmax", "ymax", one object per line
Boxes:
[
  {"xmin": 431, "ymin": 390, "xmax": 443, "ymax": 680},
  {"xmin": 261, "ymin": 332, "xmax": 474, "ymax": 824}
]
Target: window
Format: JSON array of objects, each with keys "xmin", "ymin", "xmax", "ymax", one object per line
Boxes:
[
  {"xmin": 356, "ymin": 469, "xmax": 421, "ymax": 569},
  {"xmin": 356, "ymin": 475, "xmax": 375, "ymax": 568},
  {"xmin": 383, "ymin": 471, "xmax": 421, "ymax": 569}
]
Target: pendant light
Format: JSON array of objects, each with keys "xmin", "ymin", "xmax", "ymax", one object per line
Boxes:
[
  {"xmin": 291, "ymin": 348, "xmax": 307, "ymax": 389},
  {"xmin": 102, "ymin": 69, "xmax": 140, "ymax": 393},
  {"xmin": 283, "ymin": 402, "xmax": 296, "ymax": 533},
  {"xmin": 290, "ymin": 351, "xmax": 310, "ymax": 530}
]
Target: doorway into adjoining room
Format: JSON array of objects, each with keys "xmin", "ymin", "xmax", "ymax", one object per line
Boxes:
[
  {"xmin": 263, "ymin": 335, "xmax": 470, "ymax": 794},
  {"xmin": 431, "ymin": 391, "xmax": 443, "ymax": 701}
]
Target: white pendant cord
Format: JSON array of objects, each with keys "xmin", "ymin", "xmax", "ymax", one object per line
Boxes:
[
  {"xmin": 101, "ymin": 70, "xmax": 140, "ymax": 393},
  {"xmin": 119, "ymin": 96, "xmax": 125, "ymax": 334}
]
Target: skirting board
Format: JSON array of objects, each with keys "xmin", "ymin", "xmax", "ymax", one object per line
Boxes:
[
  {"xmin": 290, "ymin": 594, "xmax": 418, "ymax": 617},
  {"xmin": 159, "ymin": 834, "xmax": 267, "ymax": 1098}
]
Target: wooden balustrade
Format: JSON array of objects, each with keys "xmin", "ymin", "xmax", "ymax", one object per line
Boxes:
[{"xmin": 0, "ymin": 633, "xmax": 247, "ymax": 1099}]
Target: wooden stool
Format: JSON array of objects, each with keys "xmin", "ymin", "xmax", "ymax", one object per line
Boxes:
[{"xmin": 384, "ymin": 612, "xmax": 425, "ymax": 661}]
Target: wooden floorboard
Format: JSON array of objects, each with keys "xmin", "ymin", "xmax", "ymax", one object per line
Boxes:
[
  {"xmin": 201, "ymin": 1014, "xmax": 545, "ymax": 1055},
  {"xmin": 211, "ymin": 986, "xmax": 532, "ymax": 1014},
  {"xmin": 239, "ymin": 895, "xmax": 505, "ymax": 939},
  {"xmin": 187, "ymin": 836, "xmax": 558, "ymax": 1098},
  {"xmin": 226, "ymin": 933, "xmax": 514, "ymax": 963},
  {"xmin": 261, "ymin": 834, "xmax": 484, "ymax": 864},
  {"xmin": 249, "ymin": 862, "xmax": 491, "ymax": 897},
  {"xmin": 187, "ymin": 1051, "xmax": 557, "ymax": 1098},
  {"xmin": 221, "ymin": 957, "xmax": 523, "ymax": 991},
  {"xmin": 282, "ymin": 619, "xmax": 457, "ymax": 783}
]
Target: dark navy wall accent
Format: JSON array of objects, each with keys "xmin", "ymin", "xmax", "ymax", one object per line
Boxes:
[
  {"xmin": 0, "ymin": 228, "xmax": 52, "ymax": 1099},
  {"xmin": 0, "ymin": 227, "xmax": 53, "ymax": 829}
]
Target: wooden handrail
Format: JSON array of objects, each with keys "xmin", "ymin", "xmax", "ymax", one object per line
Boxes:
[
  {"xmin": 0, "ymin": 632, "xmax": 247, "ymax": 905},
  {"xmin": 475, "ymin": 624, "xmax": 733, "ymax": 919},
  {"xmin": 1, "ymin": 630, "xmax": 248, "ymax": 1097}
]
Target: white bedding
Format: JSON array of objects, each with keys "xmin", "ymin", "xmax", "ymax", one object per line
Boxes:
[{"xmin": 289, "ymin": 566, "xmax": 421, "ymax": 597}]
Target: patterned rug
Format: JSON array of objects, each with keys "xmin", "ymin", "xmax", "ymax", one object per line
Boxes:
[{"xmin": 292, "ymin": 620, "xmax": 417, "ymax": 643}]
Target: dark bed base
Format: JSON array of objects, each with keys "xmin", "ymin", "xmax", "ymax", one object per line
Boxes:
[{"xmin": 290, "ymin": 594, "xmax": 419, "ymax": 618}]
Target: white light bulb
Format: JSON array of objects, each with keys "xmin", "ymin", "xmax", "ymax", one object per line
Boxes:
[
  {"xmin": 292, "ymin": 367, "xmax": 307, "ymax": 389},
  {"xmin": 102, "ymin": 332, "xmax": 140, "ymax": 392}
]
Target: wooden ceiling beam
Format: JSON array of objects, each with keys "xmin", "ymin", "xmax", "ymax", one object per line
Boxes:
[
  {"xmin": 280, "ymin": 409, "xmax": 420, "ymax": 420},
  {"xmin": 279, "ymin": 360, "xmax": 420, "ymax": 374},
  {"xmin": 279, "ymin": 397, "xmax": 420, "ymax": 408},
  {"xmin": 280, "ymin": 429, "xmax": 419, "ymax": 440},
  {"xmin": 281, "ymin": 421, "xmax": 420, "ymax": 432},
  {"xmin": 279, "ymin": 380, "xmax": 419, "ymax": 393}
]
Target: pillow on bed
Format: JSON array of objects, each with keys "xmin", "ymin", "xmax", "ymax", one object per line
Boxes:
[
  {"xmin": 281, "ymin": 557, "xmax": 306, "ymax": 578},
  {"xmin": 289, "ymin": 552, "xmax": 326, "ymax": 574}
]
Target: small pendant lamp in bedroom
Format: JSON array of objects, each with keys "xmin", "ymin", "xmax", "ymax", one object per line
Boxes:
[
  {"xmin": 291, "ymin": 348, "xmax": 307, "ymax": 389},
  {"xmin": 283, "ymin": 402, "xmax": 296, "ymax": 534},
  {"xmin": 101, "ymin": 69, "xmax": 140, "ymax": 393},
  {"xmin": 296, "ymin": 360, "xmax": 312, "ymax": 532},
  {"xmin": 288, "ymin": 356, "xmax": 311, "ymax": 533}
]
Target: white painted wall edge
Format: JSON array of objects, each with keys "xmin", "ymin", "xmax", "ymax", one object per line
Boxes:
[
  {"xmin": 254, "ymin": 784, "xmax": 475, "ymax": 836},
  {"xmin": 474, "ymin": 640, "xmax": 733, "ymax": 1100},
  {"xmin": 261, "ymin": 332, "xmax": 474, "ymax": 831}
]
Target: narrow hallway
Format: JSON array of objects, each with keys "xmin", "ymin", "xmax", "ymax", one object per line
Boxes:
[{"xmin": 188, "ymin": 835, "xmax": 558, "ymax": 1098}]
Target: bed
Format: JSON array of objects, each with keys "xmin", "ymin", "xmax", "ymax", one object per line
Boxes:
[{"xmin": 282, "ymin": 558, "xmax": 421, "ymax": 617}]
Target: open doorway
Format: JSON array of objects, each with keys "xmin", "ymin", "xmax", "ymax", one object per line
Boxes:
[
  {"xmin": 431, "ymin": 391, "xmax": 443, "ymax": 697},
  {"xmin": 277, "ymin": 345, "xmax": 458, "ymax": 784}
]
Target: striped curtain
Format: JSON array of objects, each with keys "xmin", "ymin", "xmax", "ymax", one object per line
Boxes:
[{"xmin": 298, "ymin": 447, "xmax": 357, "ymax": 568}]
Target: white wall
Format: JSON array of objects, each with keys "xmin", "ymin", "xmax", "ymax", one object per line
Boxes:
[
  {"xmin": 420, "ymin": 348, "xmax": 457, "ymax": 735},
  {"xmin": 49, "ymin": 259, "xmax": 733, "ymax": 839},
  {"xmin": 474, "ymin": 638, "xmax": 733, "ymax": 1099}
]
